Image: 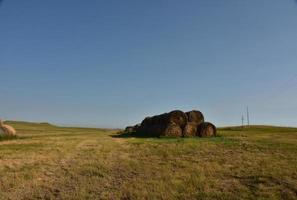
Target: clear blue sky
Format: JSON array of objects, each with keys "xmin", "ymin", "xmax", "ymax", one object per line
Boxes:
[{"xmin": 1, "ymin": 0, "xmax": 297, "ymax": 128}]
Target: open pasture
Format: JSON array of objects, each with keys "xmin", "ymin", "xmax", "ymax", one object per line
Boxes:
[{"xmin": 0, "ymin": 122, "xmax": 296, "ymax": 200}]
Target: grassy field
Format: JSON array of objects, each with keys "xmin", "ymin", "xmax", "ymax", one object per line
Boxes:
[{"xmin": 0, "ymin": 122, "xmax": 296, "ymax": 200}]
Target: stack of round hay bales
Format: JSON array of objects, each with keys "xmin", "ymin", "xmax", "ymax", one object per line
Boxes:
[{"xmin": 130, "ymin": 110, "xmax": 216, "ymax": 137}]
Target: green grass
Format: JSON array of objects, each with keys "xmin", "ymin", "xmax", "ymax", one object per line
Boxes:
[
  {"xmin": 0, "ymin": 122, "xmax": 296, "ymax": 200},
  {"xmin": 0, "ymin": 135, "xmax": 18, "ymax": 141}
]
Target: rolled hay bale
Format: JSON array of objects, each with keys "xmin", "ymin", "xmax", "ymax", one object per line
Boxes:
[
  {"xmin": 138, "ymin": 111, "xmax": 186, "ymax": 136},
  {"xmin": 140, "ymin": 117, "xmax": 153, "ymax": 129},
  {"xmin": 162, "ymin": 123, "xmax": 183, "ymax": 137},
  {"xmin": 166, "ymin": 110, "xmax": 187, "ymax": 128},
  {"xmin": 0, "ymin": 120, "xmax": 17, "ymax": 136},
  {"xmin": 183, "ymin": 122, "xmax": 198, "ymax": 137},
  {"xmin": 186, "ymin": 110, "xmax": 204, "ymax": 125},
  {"xmin": 155, "ymin": 113, "xmax": 170, "ymax": 125},
  {"xmin": 152, "ymin": 124, "xmax": 168, "ymax": 136},
  {"xmin": 138, "ymin": 118, "xmax": 162, "ymax": 136},
  {"xmin": 0, "ymin": 128, "xmax": 5, "ymax": 136},
  {"xmin": 139, "ymin": 117, "xmax": 152, "ymax": 134},
  {"xmin": 197, "ymin": 122, "xmax": 216, "ymax": 137}
]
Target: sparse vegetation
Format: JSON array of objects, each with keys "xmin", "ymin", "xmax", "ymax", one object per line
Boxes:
[{"xmin": 0, "ymin": 122, "xmax": 296, "ymax": 199}]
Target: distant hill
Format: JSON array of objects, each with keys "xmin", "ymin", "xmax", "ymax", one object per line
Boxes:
[
  {"xmin": 219, "ymin": 125, "xmax": 297, "ymax": 132},
  {"xmin": 5, "ymin": 120, "xmax": 117, "ymax": 132}
]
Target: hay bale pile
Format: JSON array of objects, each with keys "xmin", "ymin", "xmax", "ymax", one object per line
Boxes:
[{"xmin": 125, "ymin": 110, "xmax": 216, "ymax": 137}]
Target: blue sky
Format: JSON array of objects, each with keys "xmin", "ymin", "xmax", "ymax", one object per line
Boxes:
[{"xmin": 0, "ymin": 0, "xmax": 297, "ymax": 128}]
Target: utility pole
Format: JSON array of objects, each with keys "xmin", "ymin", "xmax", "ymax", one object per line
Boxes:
[
  {"xmin": 241, "ymin": 115, "xmax": 244, "ymax": 128},
  {"xmin": 246, "ymin": 106, "xmax": 250, "ymax": 127}
]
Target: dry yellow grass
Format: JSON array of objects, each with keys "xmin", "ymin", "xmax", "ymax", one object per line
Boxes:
[{"xmin": 0, "ymin": 122, "xmax": 296, "ymax": 200}]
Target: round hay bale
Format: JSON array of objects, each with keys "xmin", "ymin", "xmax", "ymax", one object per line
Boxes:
[
  {"xmin": 0, "ymin": 128, "xmax": 5, "ymax": 136},
  {"xmin": 183, "ymin": 122, "xmax": 198, "ymax": 137},
  {"xmin": 0, "ymin": 120, "xmax": 17, "ymax": 136},
  {"xmin": 141, "ymin": 117, "xmax": 152, "ymax": 127},
  {"xmin": 186, "ymin": 110, "xmax": 204, "ymax": 125},
  {"xmin": 153, "ymin": 124, "xmax": 167, "ymax": 136},
  {"xmin": 197, "ymin": 122, "xmax": 216, "ymax": 137},
  {"xmin": 138, "ymin": 111, "xmax": 186, "ymax": 137},
  {"xmin": 138, "ymin": 120, "xmax": 166, "ymax": 137},
  {"xmin": 139, "ymin": 117, "xmax": 153, "ymax": 134},
  {"xmin": 162, "ymin": 123, "xmax": 182, "ymax": 137},
  {"xmin": 167, "ymin": 110, "xmax": 187, "ymax": 128},
  {"xmin": 156, "ymin": 113, "xmax": 170, "ymax": 125}
]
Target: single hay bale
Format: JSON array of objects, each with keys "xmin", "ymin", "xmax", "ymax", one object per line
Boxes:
[
  {"xmin": 0, "ymin": 120, "xmax": 17, "ymax": 136},
  {"xmin": 140, "ymin": 117, "xmax": 153, "ymax": 129},
  {"xmin": 142, "ymin": 123, "xmax": 168, "ymax": 137},
  {"xmin": 138, "ymin": 118, "xmax": 164, "ymax": 136},
  {"xmin": 186, "ymin": 110, "xmax": 204, "ymax": 125},
  {"xmin": 155, "ymin": 114, "xmax": 170, "ymax": 125},
  {"xmin": 138, "ymin": 111, "xmax": 187, "ymax": 136},
  {"xmin": 197, "ymin": 122, "xmax": 216, "ymax": 137},
  {"xmin": 166, "ymin": 110, "xmax": 187, "ymax": 128},
  {"xmin": 138, "ymin": 117, "xmax": 152, "ymax": 134},
  {"xmin": 153, "ymin": 124, "xmax": 167, "ymax": 136},
  {"xmin": 162, "ymin": 123, "xmax": 183, "ymax": 137},
  {"xmin": 183, "ymin": 122, "xmax": 198, "ymax": 137},
  {"xmin": 0, "ymin": 128, "xmax": 5, "ymax": 136}
]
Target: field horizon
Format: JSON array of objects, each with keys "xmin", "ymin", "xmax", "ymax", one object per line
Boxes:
[{"xmin": 3, "ymin": 120, "xmax": 297, "ymax": 130}]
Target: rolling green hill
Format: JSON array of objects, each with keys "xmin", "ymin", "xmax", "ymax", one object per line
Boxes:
[{"xmin": 0, "ymin": 122, "xmax": 296, "ymax": 199}]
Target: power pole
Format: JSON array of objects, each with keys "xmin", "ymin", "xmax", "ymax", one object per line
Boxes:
[
  {"xmin": 246, "ymin": 106, "xmax": 250, "ymax": 127},
  {"xmin": 241, "ymin": 115, "xmax": 244, "ymax": 128}
]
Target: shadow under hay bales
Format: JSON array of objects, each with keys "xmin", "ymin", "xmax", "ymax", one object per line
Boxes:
[
  {"xmin": 112, "ymin": 131, "xmax": 161, "ymax": 138},
  {"xmin": 113, "ymin": 129, "xmax": 219, "ymax": 139}
]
